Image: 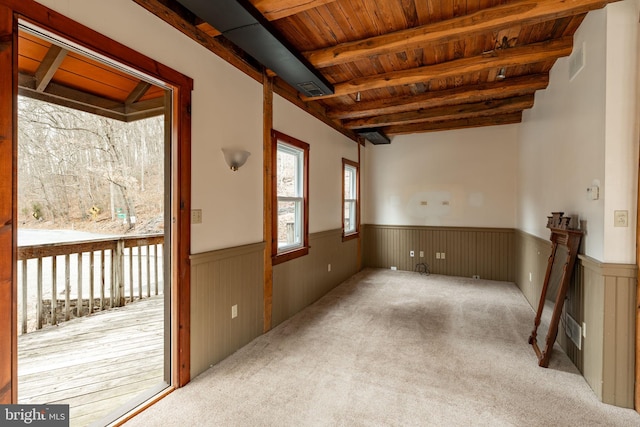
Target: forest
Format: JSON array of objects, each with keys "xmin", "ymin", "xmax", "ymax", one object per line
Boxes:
[{"xmin": 17, "ymin": 96, "xmax": 165, "ymax": 235}]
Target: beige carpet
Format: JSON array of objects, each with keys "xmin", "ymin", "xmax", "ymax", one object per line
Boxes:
[{"xmin": 124, "ymin": 269, "xmax": 640, "ymax": 426}]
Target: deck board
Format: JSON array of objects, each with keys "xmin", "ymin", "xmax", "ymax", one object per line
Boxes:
[{"xmin": 18, "ymin": 296, "xmax": 166, "ymax": 427}]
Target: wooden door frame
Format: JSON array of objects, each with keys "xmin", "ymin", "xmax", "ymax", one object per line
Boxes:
[{"xmin": 0, "ymin": 0, "xmax": 193, "ymax": 404}]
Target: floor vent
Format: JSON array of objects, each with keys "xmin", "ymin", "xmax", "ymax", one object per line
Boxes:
[{"xmin": 565, "ymin": 313, "xmax": 582, "ymax": 350}]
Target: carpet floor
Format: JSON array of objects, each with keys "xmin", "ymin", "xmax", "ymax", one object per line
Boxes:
[{"xmin": 124, "ymin": 268, "xmax": 640, "ymax": 426}]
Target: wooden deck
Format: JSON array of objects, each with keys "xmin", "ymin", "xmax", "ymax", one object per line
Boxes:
[{"xmin": 18, "ymin": 296, "xmax": 165, "ymax": 427}]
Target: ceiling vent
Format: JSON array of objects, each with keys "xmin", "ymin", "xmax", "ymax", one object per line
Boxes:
[
  {"xmin": 358, "ymin": 129, "xmax": 391, "ymax": 145},
  {"xmin": 176, "ymin": 0, "xmax": 334, "ymax": 97}
]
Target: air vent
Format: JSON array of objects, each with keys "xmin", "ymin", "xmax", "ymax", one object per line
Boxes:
[
  {"xmin": 358, "ymin": 129, "xmax": 391, "ymax": 145},
  {"xmin": 565, "ymin": 313, "xmax": 582, "ymax": 350},
  {"xmin": 297, "ymin": 82, "xmax": 324, "ymax": 97}
]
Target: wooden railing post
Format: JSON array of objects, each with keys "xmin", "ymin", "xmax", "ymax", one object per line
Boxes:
[
  {"xmin": 100, "ymin": 251, "xmax": 106, "ymax": 311},
  {"xmin": 115, "ymin": 240, "xmax": 125, "ymax": 307},
  {"xmin": 36, "ymin": 258, "xmax": 42, "ymax": 330},
  {"xmin": 153, "ymin": 244, "xmax": 159, "ymax": 295},
  {"xmin": 64, "ymin": 254, "xmax": 70, "ymax": 321},
  {"xmin": 21, "ymin": 260, "xmax": 27, "ymax": 334},
  {"xmin": 89, "ymin": 252, "xmax": 94, "ymax": 314},
  {"xmin": 51, "ymin": 257, "xmax": 57, "ymax": 325},
  {"xmin": 77, "ymin": 252, "xmax": 83, "ymax": 317}
]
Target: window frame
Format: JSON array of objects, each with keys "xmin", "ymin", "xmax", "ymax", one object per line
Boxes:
[
  {"xmin": 271, "ymin": 130, "xmax": 310, "ymax": 265},
  {"xmin": 342, "ymin": 158, "xmax": 360, "ymax": 241}
]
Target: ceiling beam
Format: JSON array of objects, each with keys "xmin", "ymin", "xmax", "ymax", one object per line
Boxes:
[
  {"xmin": 344, "ymin": 95, "xmax": 535, "ymax": 129},
  {"xmin": 304, "ymin": 0, "xmax": 621, "ymax": 68},
  {"xmin": 327, "ymin": 73, "xmax": 549, "ymax": 120},
  {"xmin": 19, "ymin": 73, "xmax": 164, "ymax": 122},
  {"xmin": 131, "ymin": 0, "xmax": 264, "ymax": 82},
  {"xmin": 194, "ymin": 0, "xmax": 337, "ymax": 36},
  {"xmin": 308, "ymin": 36, "xmax": 572, "ymax": 100},
  {"xmin": 251, "ymin": 0, "xmax": 336, "ymax": 21},
  {"xmin": 125, "ymin": 81, "xmax": 152, "ymax": 105},
  {"xmin": 35, "ymin": 45, "xmax": 67, "ymax": 92},
  {"xmin": 382, "ymin": 112, "xmax": 523, "ymax": 135}
]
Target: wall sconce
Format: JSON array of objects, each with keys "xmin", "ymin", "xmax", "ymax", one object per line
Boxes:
[{"xmin": 221, "ymin": 148, "xmax": 250, "ymax": 171}]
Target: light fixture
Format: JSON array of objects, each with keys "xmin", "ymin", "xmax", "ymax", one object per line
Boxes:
[
  {"xmin": 221, "ymin": 148, "xmax": 251, "ymax": 171},
  {"xmin": 355, "ymin": 91, "xmax": 361, "ymax": 102},
  {"xmin": 496, "ymin": 67, "xmax": 506, "ymax": 80}
]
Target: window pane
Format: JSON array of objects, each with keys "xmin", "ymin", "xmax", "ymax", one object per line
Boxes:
[
  {"xmin": 344, "ymin": 165, "xmax": 356, "ymax": 199},
  {"xmin": 277, "ymin": 143, "xmax": 302, "ymax": 198},
  {"xmin": 344, "ymin": 200, "xmax": 356, "ymax": 233},
  {"xmin": 277, "ymin": 199, "xmax": 302, "ymax": 250}
]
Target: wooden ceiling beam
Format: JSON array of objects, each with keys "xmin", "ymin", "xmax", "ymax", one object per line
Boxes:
[
  {"xmin": 193, "ymin": 0, "xmax": 337, "ymax": 36},
  {"xmin": 308, "ymin": 36, "xmax": 572, "ymax": 100},
  {"xmin": 131, "ymin": 0, "xmax": 264, "ymax": 82},
  {"xmin": 19, "ymin": 73, "xmax": 164, "ymax": 122},
  {"xmin": 125, "ymin": 81, "xmax": 152, "ymax": 105},
  {"xmin": 35, "ymin": 45, "xmax": 67, "ymax": 92},
  {"xmin": 304, "ymin": 0, "xmax": 621, "ymax": 68},
  {"xmin": 344, "ymin": 95, "xmax": 535, "ymax": 129},
  {"xmin": 328, "ymin": 73, "xmax": 549, "ymax": 120},
  {"xmin": 251, "ymin": 0, "xmax": 337, "ymax": 21},
  {"xmin": 382, "ymin": 112, "xmax": 523, "ymax": 135}
]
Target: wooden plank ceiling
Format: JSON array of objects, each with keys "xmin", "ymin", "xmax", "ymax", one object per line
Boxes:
[
  {"xmin": 18, "ymin": 30, "xmax": 165, "ymax": 122},
  {"xmin": 133, "ymin": 0, "xmax": 620, "ymax": 141}
]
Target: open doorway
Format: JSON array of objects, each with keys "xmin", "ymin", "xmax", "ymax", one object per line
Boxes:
[{"xmin": 16, "ymin": 24, "xmax": 171, "ymax": 425}]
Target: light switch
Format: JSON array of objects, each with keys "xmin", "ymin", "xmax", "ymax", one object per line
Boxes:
[
  {"xmin": 614, "ymin": 210, "xmax": 628, "ymax": 227},
  {"xmin": 191, "ymin": 209, "xmax": 202, "ymax": 224}
]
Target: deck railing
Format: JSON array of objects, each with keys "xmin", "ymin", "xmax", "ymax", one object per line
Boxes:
[{"xmin": 17, "ymin": 233, "xmax": 164, "ymax": 334}]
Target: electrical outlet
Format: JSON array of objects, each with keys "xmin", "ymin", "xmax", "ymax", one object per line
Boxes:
[
  {"xmin": 472, "ymin": 275, "xmax": 480, "ymax": 279},
  {"xmin": 441, "ymin": 252, "xmax": 446, "ymax": 260},
  {"xmin": 390, "ymin": 266, "xmax": 397, "ymax": 270},
  {"xmin": 328, "ymin": 263, "xmax": 331, "ymax": 272},
  {"xmin": 419, "ymin": 251, "xmax": 424, "ymax": 258},
  {"xmin": 410, "ymin": 250, "xmax": 415, "ymax": 257},
  {"xmin": 529, "ymin": 272, "xmax": 532, "ymax": 282},
  {"xmin": 231, "ymin": 304, "xmax": 238, "ymax": 319},
  {"xmin": 436, "ymin": 252, "xmax": 441, "ymax": 259},
  {"xmin": 191, "ymin": 209, "xmax": 202, "ymax": 224}
]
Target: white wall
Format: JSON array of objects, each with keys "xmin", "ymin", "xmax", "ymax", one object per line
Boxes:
[
  {"xmin": 34, "ymin": 0, "xmax": 263, "ymax": 253},
  {"xmin": 603, "ymin": 0, "xmax": 639, "ymax": 263},
  {"xmin": 363, "ymin": 125, "xmax": 519, "ymax": 228},
  {"xmin": 273, "ymin": 95, "xmax": 359, "ymax": 233},
  {"xmin": 517, "ymin": 0, "xmax": 639, "ymax": 263}
]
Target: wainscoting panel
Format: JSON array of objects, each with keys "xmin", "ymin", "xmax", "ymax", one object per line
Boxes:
[
  {"xmin": 363, "ymin": 225, "xmax": 515, "ymax": 281},
  {"xmin": 580, "ymin": 256, "xmax": 636, "ymax": 408},
  {"xmin": 515, "ymin": 229, "xmax": 636, "ymax": 409},
  {"xmin": 190, "ymin": 242, "xmax": 265, "ymax": 378},
  {"xmin": 273, "ymin": 229, "xmax": 358, "ymax": 327}
]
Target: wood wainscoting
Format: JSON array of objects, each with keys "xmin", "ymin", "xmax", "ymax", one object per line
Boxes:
[
  {"xmin": 515, "ymin": 230, "xmax": 637, "ymax": 409},
  {"xmin": 363, "ymin": 225, "xmax": 515, "ymax": 281},
  {"xmin": 273, "ymin": 229, "xmax": 359, "ymax": 327},
  {"xmin": 579, "ymin": 255, "xmax": 636, "ymax": 408},
  {"xmin": 190, "ymin": 242, "xmax": 265, "ymax": 378}
]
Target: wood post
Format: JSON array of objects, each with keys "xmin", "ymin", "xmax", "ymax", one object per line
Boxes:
[{"xmin": 263, "ymin": 72, "xmax": 273, "ymax": 333}]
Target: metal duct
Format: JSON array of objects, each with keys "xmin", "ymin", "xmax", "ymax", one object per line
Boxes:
[
  {"xmin": 176, "ymin": 0, "xmax": 334, "ymax": 97},
  {"xmin": 358, "ymin": 129, "xmax": 391, "ymax": 145}
]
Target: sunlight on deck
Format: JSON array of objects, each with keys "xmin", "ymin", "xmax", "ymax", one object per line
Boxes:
[{"xmin": 18, "ymin": 296, "xmax": 165, "ymax": 427}]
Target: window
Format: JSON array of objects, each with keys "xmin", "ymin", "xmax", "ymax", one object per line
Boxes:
[
  {"xmin": 272, "ymin": 130, "xmax": 309, "ymax": 264},
  {"xmin": 342, "ymin": 158, "xmax": 359, "ymax": 240}
]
